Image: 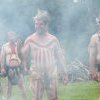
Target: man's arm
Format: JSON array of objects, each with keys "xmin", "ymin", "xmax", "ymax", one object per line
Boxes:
[
  {"xmin": 88, "ymin": 35, "xmax": 97, "ymax": 79},
  {"xmin": 1, "ymin": 45, "xmax": 6, "ymax": 74},
  {"xmin": 55, "ymin": 39, "xmax": 66, "ymax": 71},
  {"xmin": 55, "ymin": 38, "xmax": 68, "ymax": 83},
  {"xmin": 21, "ymin": 38, "xmax": 30, "ymax": 72}
]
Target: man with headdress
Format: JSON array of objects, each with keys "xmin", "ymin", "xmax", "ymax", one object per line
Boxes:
[
  {"xmin": 88, "ymin": 14, "xmax": 100, "ymax": 81},
  {"xmin": 1, "ymin": 32, "xmax": 27, "ymax": 100},
  {"xmin": 22, "ymin": 10, "xmax": 68, "ymax": 100}
]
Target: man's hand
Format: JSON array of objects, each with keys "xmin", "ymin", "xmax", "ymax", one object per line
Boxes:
[
  {"xmin": 1, "ymin": 67, "xmax": 6, "ymax": 77},
  {"xmin": 23, "ymin": 67, "xmax": 29, "ymax": 75},
  {"xmin": 90, "ymin": 70, "xmax": 98, "ymax": 81},
  {"xmin": 63, "ymin": 73, "xmax": 68, "ymax": 84},
  {"xmin": 59, "ymin": 72, "xmax": 68, "ymax": 85}
]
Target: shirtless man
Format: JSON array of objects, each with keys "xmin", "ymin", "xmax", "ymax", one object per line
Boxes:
[
  {"xmin": 1, "ymin": 32, "xmax": 27, "ymax": 100},
  {"xmin": 88, "ymin": 14, "xmax": 100, "ymax": 81},
  {"xmin": 22, "ymin": 10, "xmax": 67, "ymax": 100},
  {"xmin": 0, "ymin": 44, "xmax": 2, "ymax": 73}
]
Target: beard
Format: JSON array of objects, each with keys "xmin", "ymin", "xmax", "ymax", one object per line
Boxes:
[
  {"xmin": 9, "ymin": 38, "xmax": 16, "ymax": 43},
  {"xmin": 36, "ymin": 28, "xmax": 47, "ymax": 34}
]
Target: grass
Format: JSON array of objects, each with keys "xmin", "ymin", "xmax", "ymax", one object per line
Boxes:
[
  {"xmin": 0, "ymin": 76, "xmax": 100, "ymax": 100},
  {"xmin": 58, "ymin": 81, "xmax": 99, "ymax": 100}
]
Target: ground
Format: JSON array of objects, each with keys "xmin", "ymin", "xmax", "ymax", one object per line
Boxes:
[{"xmin": 0, "ymin": 76, "xmax": 99, "ymax": 100}]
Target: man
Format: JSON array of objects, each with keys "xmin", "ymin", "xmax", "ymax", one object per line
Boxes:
[
  {"xmin": 22, "ymin": 10, "xmax": 67, "ymax": 100},
  {"xmin": 0, "ymin": 44, "xmax": 2, "ymax": 73},
  {"xmin": 1, "ymin": 32, "xmax": 27, "ymax": 100},
  {"xmin": 88, "ymin": 14, "xmax": 100, "ymax": 81}
]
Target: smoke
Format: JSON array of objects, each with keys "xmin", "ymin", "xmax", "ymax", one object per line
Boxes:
[
  {"xmin": 0, "ymin": 0, "xmax": 100, "ymax": 63},
  {"xmin": 57, "ymin": 0, "xmax": 98, "ymax": 64},
  {"xmin": 0, "ymin": 0, "xmax": 40, "ymax": 42}
]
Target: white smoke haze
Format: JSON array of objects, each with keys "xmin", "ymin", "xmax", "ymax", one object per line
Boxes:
[{"xmin": 0, "ymin": 0, "xmax": 99, "ymax": 64}]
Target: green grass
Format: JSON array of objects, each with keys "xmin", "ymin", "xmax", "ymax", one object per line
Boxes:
[
  {"xmin": 58, "ymin": 81, "xmax": 99, "ymax": 100},
  {"xmin": 0, "ymin": 76, "xmax": 100, "ymax": 100}
]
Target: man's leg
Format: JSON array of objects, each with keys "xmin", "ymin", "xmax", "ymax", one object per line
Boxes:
[
  {"xmin": 18, "ymin": 74, "xmax": 27, "ymax": 100},
  {"xmin": 46, "ymin": 78, "xmax": 58, "ymax": 100},
  {"xmin": 31, "ymin": 79, "xmax": 44, "ymax": 100},
  {"xmin": 6, "ymin": 80, "xmax": 12, "ymax": 100}
]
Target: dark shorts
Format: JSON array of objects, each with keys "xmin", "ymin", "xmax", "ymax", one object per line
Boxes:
[{"xmin": 6, "ymin": 66, "xmax": 21, "ymax": 85}]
